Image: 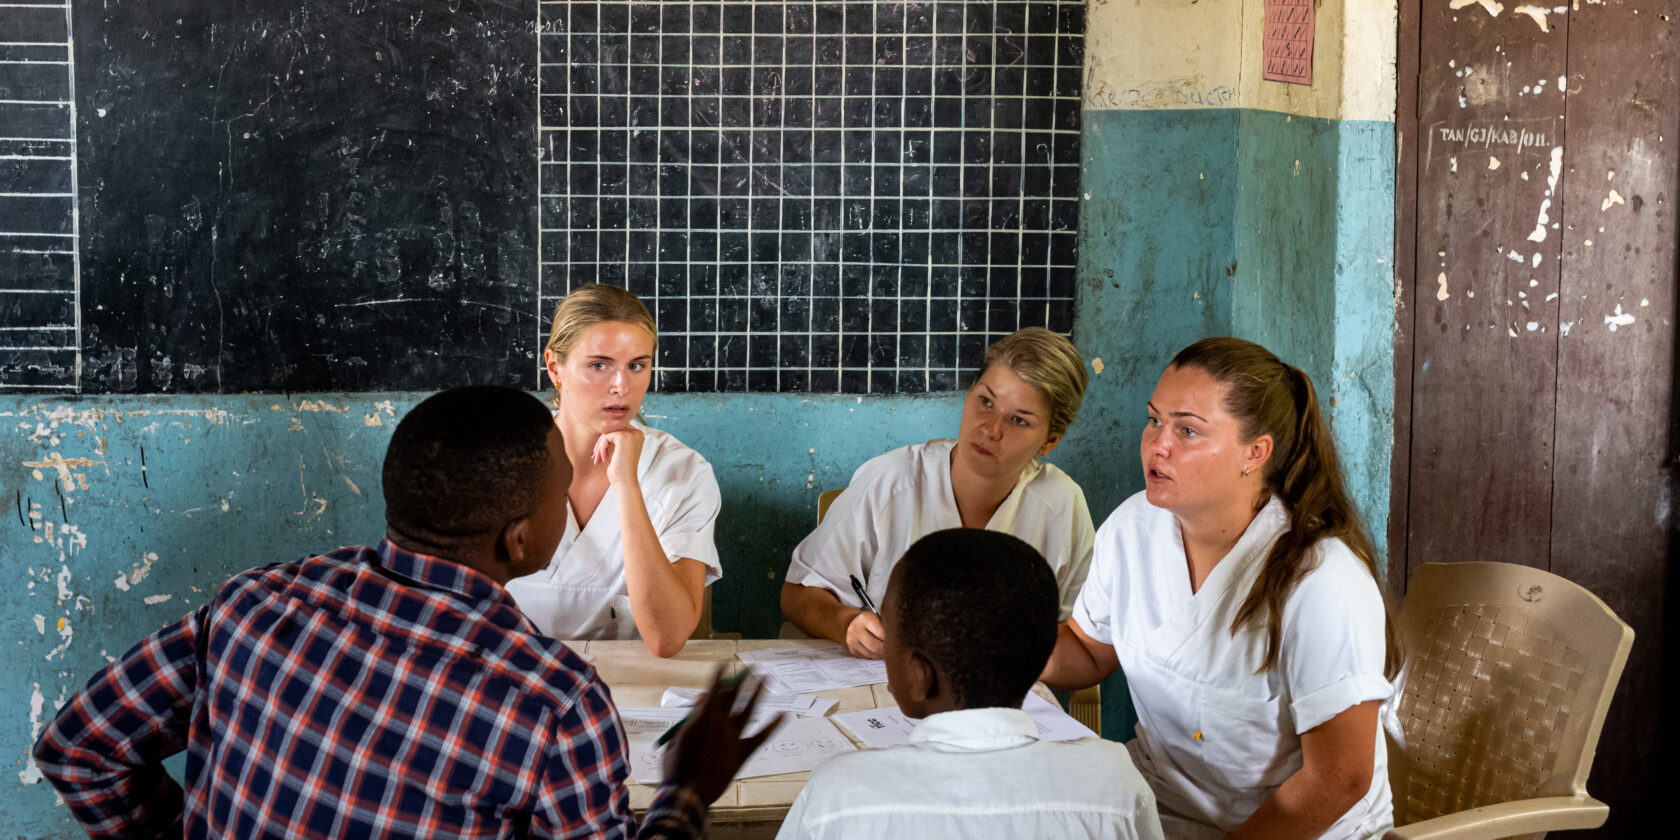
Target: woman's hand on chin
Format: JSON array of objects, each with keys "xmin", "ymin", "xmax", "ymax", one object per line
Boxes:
[{"xmin": 592, "ymin": 426, "xmax": 645, "ymax": 488}]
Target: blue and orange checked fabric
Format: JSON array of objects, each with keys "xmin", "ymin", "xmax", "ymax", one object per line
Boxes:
[{"xmin": 33, "ymin": 541, "xmax": 704, "ymax": 839}]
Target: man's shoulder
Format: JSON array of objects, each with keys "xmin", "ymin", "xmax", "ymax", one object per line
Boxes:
[
  {"xmin": 479, "ymin": 635, "xmax": 612, "ymax": 713},
  {"xmin": 210, "ymin": 546, "xmax": 371, "ymax": 603},
  {"xmin": 801, "ymin": 736, "xmax": 1153, "ymax": 811},
  {"xmin": 1042, "ymin": 735, "xmax": 1148, "ymax": 777},
  {"xmin": 990, "ymin": 737, "xmax": 1155, "ymax": 805},
  {"xmin": 212, "ymin": 547, "xmax": 609, "ymax": 717},
  {"xmin": 797, "ymin": 747, "xmax": 900, "ymax": 803}
]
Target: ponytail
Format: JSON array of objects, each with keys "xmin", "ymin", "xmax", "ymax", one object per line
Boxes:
[{"xmin": 1170, "ymin": 339, "xmax": 1401, "ymax": 678}]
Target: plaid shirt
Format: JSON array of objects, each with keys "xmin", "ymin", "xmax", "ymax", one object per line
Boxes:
[{"xmin": 34, "ymin": 541, "xmax": 705, "ymax": 839}]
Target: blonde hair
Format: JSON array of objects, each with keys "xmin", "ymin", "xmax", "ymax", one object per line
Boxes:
[
  {"xmin": 546, "ymin": 284, "xmax": 658, "ymax": 360},
  {"xmin": 545, "ymin": 284, "xmax": 657, "ymax": 406},
  {"xmin": 978, "ymin": 327, "xmax": 1089, "ymax": 439}
]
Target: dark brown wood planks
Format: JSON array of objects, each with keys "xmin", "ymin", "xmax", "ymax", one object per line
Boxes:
[
  {"xmin": 1406, "ymin": 6, "xmax": 1568, "ymax": 571},
  {"xmin": 1548, "ymin": 1, "xmax": 1677, "ymax": 834},
  {"xmin": 1390, "ymin": 0, "xmax": 1421, "ymax": 596}
]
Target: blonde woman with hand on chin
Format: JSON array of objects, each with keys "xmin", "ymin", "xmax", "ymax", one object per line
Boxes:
[
  {"xmin": 1042, "ymin": 337, "xmax": 1400, "ymax": 840},
  {"xmin": 506, "ymin": 284, "xmax": 721, "ymax": 657},
  {"xmin": 780, "ymin": 327, "xmax": 1096, "ymax": 659}
]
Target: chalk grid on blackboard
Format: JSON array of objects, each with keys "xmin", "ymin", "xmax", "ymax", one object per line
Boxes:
[
  {"xmin": 0, "ymin": 0, "xmax": 79, "ymax": 391},
  {"xmin": 1, "ymin": 1, "xmax": 1081, "ymax": 395},
  {"xmin": 536, "ymin": 1, "xmax": 1083, "ymax": 394}
]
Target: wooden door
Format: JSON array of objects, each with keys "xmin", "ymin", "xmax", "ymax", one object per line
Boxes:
[{"xmin": 1394, "ymin": 2, "xmax": 1677, "ymax": 835}]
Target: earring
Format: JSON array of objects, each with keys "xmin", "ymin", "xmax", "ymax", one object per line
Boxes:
[{"xmin": 1241, "ymin": 466, "xmax": 1251, "ymax": 477}]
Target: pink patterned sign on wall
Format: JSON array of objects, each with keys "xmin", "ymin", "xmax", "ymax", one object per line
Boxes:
[{"xmin": 1263, "ymin": 0, "xmax": 1315, "ymax": 85}]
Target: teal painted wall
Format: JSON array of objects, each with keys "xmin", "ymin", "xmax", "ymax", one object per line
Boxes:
[
  {"xmin": 1233, "ymin": 111, "xmax": 1396, "ymax": 538},
  {"xmin": 0, "ymin": 111, "xmax": 1394, "ymax": 840},
  {"xmin": 1074, "ymin": 106, "xmax": 1241, "ymax": 739},
  {"xmin": 1325, "ymin": 120, "xmax": 1398, "ymax": 537},
  {"xmin": 1068, "ymin": 108, "xmax": 1240, "ymax": 512},
  {"xmin": 1234, "ymin": 110, "xmax": 1341, "ymax": 378}
]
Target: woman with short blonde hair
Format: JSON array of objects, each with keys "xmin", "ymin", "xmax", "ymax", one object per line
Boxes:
[{"xmin": 781, "ymin": 326, "xmax": 1096, "ymax": 658}]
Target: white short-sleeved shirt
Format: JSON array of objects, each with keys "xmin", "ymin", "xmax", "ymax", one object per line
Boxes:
[
  {"xmin": 506, "ymin": 421, "xmax": 721, "ymax": 641},
  {"xmin": 786, "ymin": 438, "xmax": 1095, "ymax": 620},
  {"xmin": 1073, "ymin": 493, "xmax": 1393, "ymax": 840},
  {"xmin": 777, "ymin": 706, "xmax": 1163, "ymax": 840}
]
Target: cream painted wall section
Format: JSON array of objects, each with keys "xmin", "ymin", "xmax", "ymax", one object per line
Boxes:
[
  {"xmin": 1340, "ymin": 0, "xmax": 1398, "ymax": 122},
  {"xmin": 1082, "ymin": 0, "xmax": 1396, "ymax": 121},
  {"xmin": 1239, "ymin": 0, "xmax": 1397, "ymax": 121},
  {"xmin": 1083, "ymin": 0, "xmax": 1241, "ymax": 111},
  {"xmin": 1240, "ymin": 0, "xmax": 1344, "ymax": 119}
]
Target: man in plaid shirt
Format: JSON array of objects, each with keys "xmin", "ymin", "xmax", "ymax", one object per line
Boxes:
[{"xmin": 34, "ymin": 386, "xmax": 775, "ymax": 838}]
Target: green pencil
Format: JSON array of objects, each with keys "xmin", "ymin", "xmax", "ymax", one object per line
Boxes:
[{"xmin": 653, "ymin": 669, "xmax": 751, "ymax": 748}]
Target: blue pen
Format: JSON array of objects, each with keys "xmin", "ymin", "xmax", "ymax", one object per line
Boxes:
[{"xmin": 850, "ymin": 574, "xmax": 879, "ymax": 614}]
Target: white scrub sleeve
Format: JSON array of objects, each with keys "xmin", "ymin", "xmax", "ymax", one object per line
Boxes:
[
  {"xmin": 656, "ymin": 459, "xmax": 724, "ymax": 585},
  {"xmin": 1054, "ymin": 487, "xmax": 1097, "ymax": 621},
  {"xmin": 1070, "ymin": 511, "xmax": 1125, "ymax": 644},
  {"xmin": 784, "ymin": 462, "xmax": 878, "ymax": 607},
  {"xmin": 1281, "ymin": 544, "xmax": 1394, "ymax": 733}
]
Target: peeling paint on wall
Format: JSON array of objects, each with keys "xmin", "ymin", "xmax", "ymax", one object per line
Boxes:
[
  {"xmin": 1527, "ymin": 199, "xmax": 1552, "ymax": 242},
  {"xmin": 113, "ymin": 552, "xmax": 160, "ymax": 592},
  {"xmin": 19, "ymin": 683, "xmax": 46, "ymax": 784},
  {"xmin": 45, "ymin": 615, "xmax": 73, "ymax": 661},
  {"xmin": 23, "ymin": 453, "xmax": 104, "ymax": 493},
  {"xmin": 1449, "ymin": 0, "xmax": 1506, "ymax": 19},
  {"xmin": 1513, "ymin": 5, "xmax": 1554, "ymax": 31}
]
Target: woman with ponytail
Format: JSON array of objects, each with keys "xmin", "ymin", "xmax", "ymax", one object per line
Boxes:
[{"xmin": 1043, "ymin": 338, "xmax": 1399, "ymax": 839}]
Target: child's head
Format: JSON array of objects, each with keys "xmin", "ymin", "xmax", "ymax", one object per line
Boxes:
[{"xmin": 882, "ymin": 529, "xmax": 1060, "ymax": 717}]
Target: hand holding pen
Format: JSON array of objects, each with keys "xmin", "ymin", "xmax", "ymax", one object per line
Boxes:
[
  {"xmin": 844, "ymin": 574, "xmax": 886, "ymax": 660},
  {"xmin": 658, "ymin": 665, "xmax": 783, "ymax": 805},
  {"xmin": 654, "ymin": 669, "xmax": 749, "ymax": 748}
]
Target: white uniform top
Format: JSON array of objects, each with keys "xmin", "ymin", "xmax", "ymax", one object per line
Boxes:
[
  {"xmin": 777, "ymin": 706, "xmax": 1164, "ymax": 840},
  {"xmin": 506, "ymin": 421, "xmax": 722, "ymax": 641},
  {"xmin": 786, "ymin": 438, "xmax": 1094, "ymax": 621},
  {"xmin": 1073, "ymin": 493, "xmax": 1393, "ymax": 840}
]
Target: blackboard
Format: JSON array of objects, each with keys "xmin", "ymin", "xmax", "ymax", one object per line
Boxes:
[{"xmin": 2, "ymin": 0, "xmax": 1083, "ymax": 395}]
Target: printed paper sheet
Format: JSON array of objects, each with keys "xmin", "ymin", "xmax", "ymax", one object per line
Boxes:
[
  {"xmin": 735, "ymin": 642, "xmax": 887, "ymax": 693},
  {"xmin": 620, "ymin": 708, "xmax": 854, "ymax": 783}
]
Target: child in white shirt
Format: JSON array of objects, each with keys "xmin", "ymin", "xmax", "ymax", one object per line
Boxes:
[{"xmin": 778, "ymin": 529, "xmax": 1163, "ymax": 840}]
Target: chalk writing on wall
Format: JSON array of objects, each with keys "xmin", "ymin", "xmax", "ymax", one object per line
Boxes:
[
  {"xmin": 1424, "ymin": 117, "xmax": 1561, "ymax": 170},
  {"xmin": 1082, "ymin": 80, "xmax": 1237, "ymax": 111}
]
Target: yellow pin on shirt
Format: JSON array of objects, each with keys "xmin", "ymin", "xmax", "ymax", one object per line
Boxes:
[{"xmin": 1192, "ymin": 730, "xmax": 1203, "ymax": 741}]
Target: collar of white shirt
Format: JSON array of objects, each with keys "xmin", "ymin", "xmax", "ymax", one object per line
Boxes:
[{"xmin": 908, "ymin": 707, "xmax": 1039, "ymax": 753}]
